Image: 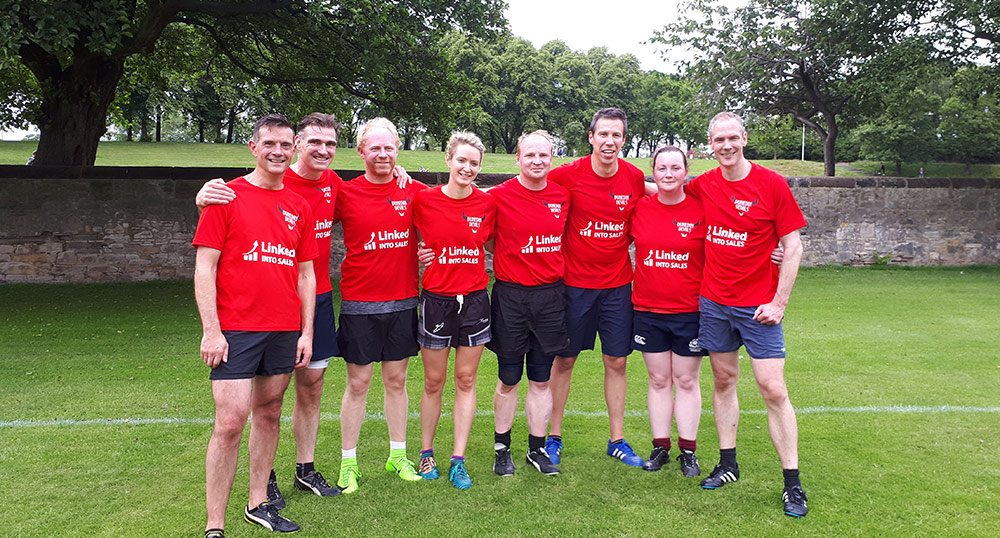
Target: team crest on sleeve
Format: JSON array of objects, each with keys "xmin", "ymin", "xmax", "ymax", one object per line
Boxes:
[
  {"xmin": 674, "ymin": 219, "xmax": 700, "ymax": 238},
  {"xmin": 387, "ymin": 196, "xmax": 412, "ymax": 216},
  {"xmin": 277, "ymin": 204, "xmax": 300, "ymax": 230},
  {"xmin": 609, "ymin": 191, "xmax": 633, "ymax": 211},
  {"xmin": 463, "ymin": 212, "xmax": 484, "ymax": 233},
  {"xmin": 731, "ymin": 196, "xmax": 759, "ymax": 216}
]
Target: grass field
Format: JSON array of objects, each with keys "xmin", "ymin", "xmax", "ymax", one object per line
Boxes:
[{"xmin": 2, "ymin": 266, "xmax": 998, "ymax": 537}]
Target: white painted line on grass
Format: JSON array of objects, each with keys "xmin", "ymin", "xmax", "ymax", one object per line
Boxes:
[{"xmin": 2, "ymin": 405, "xmax": 997, "ymax": 428}]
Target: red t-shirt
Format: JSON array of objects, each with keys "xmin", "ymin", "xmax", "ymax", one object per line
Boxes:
[
  {"xmin": 686, "ymin": 163, "xmax": 807, "ymax": 306},
  {"xmin": 192, "ymin": 177, "xmax": 318, "ymax": 331},
  {"xmin": 334, "ymin": 175, "xmax": 427, "ymax": 302},
  {"xmin": 283, "ymin": 167, "xmax": 340, "ymax": 295},
  {"xmin": 413, "ymin": 186, "xmax": 497, "ymax": 295},
  {"xmin": 629, "ymin": 194, "xmax": 705, "ymax": 314},
  {"xmin": 490, "ymin": 177, "xmax": 571, "ymax": 286},
  {"xmin": 548, "ymin": 156, "xmax": 646, "ymax": 289}
]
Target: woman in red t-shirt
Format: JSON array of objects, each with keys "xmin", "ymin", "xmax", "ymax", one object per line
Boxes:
[
  {"xmin": 412, "ymin": 132, "xmax": 497, "ymax": 489},
  {"xmin": 629, "ymin": 146, "xmax": 707, "ymax": 477}
]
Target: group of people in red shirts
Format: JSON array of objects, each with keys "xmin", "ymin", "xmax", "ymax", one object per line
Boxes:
[{"xmin": 192, "ymin": 107, "xmax": 809, "ymax": 537}]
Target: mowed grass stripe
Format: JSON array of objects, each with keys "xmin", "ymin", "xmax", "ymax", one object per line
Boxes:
[{"xmin": 4, "ymin": 405, "xmax": 1000, "ymax": 428}]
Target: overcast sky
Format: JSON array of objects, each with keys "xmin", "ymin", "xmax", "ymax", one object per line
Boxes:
[{"xmin": 505, "ymin": 0, "xmax": 680, "ymax": 72}]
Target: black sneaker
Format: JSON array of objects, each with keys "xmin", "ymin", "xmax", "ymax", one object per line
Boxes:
[
  {"xmin": 294, "ymin": 469, "xmax": 341, "ymax": 497},
  {"xmin": 493, "ymin": 444, "xmax": 515, "ymax": 476},
  {"xmin": 700, "ymin": 462, "xmax": 739, "ymax": 489},
  {"xmin": 267, "ymin": 470, "xmax": 286, "ymax": 510},
  {"xmin": 677, "ymin": 450, "xmax": 701, "ymax": 477},
  {"xmin": 525, "ymin": 447, "xmax": 560, "ymax": 475},
  {"xmin": 205, "ymin": 529, "xmax": 225, "ymax": 538},
  {"xmin": 244, "ymin": 501, "xmax": 300, "ymax": 533},
  {"xmin": 783, "ymin": 485, "xmax": 809, "ymax": 517},
  {"xmin": 642, "ymin": 446, "xmax": 669, "ymax": 471}
]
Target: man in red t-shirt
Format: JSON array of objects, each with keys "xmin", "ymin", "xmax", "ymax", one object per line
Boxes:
[
  {"xmin": 197, "ymin": 114, "xmax": 347, "ymax": 504},
  {"xmin": 193, "ymin": 114, "xmax": 317, "ymax": 535},
  {"xmin": 685, "ymin": 111, "xmax": 809, "ymax": 518},
  {"xmin": 544, "ymin": 108, "xmax": 652, "ymax": 468},
  {"xmin": 488, "ymin": 130, "xmax": 570, "ymax": 477}
]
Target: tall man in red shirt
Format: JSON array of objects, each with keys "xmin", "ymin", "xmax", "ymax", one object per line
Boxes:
[
  {"xmin": 197, "ymin": 114, "xmax": 347, "ymax": 504},
  {"xmin": 194, "ymin": 114, "xmax": 317, "ymax": 535},
  {"xmin": 545, "ymin": 108, "xmax": 650, "ymax": 467},
  {"xmin": 685, "ymin": 111, "xmax": 809, "ymax": 518}
]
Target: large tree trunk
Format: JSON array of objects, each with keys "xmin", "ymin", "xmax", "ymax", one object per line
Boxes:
[
  {"xmin": 822, "ymin": 118, "xmax": 837, "ymax": 177},
  {"xmin": 31, "ymin": 55, "xmax": 124, "ymax": 165}
]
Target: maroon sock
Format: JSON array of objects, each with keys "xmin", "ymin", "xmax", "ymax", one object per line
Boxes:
[
  {"xmin": 653, "ymin": 437, "xmax": 671, "ymax": 450},
  {"xmin": 678, "ymin": 438, "xmax": 697, "ymax": 452}
]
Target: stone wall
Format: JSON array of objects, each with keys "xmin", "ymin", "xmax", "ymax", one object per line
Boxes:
[{"xmin": 0, "ymin": 166, "xmax": 997, "ymax": 283}]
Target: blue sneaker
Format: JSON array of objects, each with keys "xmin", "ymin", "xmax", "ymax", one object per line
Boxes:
[
  {"xmin": 449, "ymin": 459, "xmax": 472, "ymax": 490},
  {"xmin": 419, "ymin": 454, "xmax": 439, "ymax": 480},
  {"xmin": 607, "ymin": 439, "xmax": 643, "ymax": 467},
  {"xmin": 545, "ymin": 436, "xmax": 563, "ymax": 465}
]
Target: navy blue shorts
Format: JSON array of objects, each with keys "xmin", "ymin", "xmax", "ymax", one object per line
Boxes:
[
  {"xmin": 210, "ymin": 331, "xmax": 298, "ymax": 380},
  {"xmin": 562, "ymin": 283, "xmax": 633, "ymax": 358},
  {"xmin": 698, "ymin": 296, "xmax": 786, "ymax": 359},
  {"xmin": 337, "ymin": 308, "xmax": 419, "ymax": 365},
  {"xmin": 631, "ymin": 310, "xmax": 706, "ymax": 357},
  {"xmin": 310, "ymin": 291, "xmax": 339, "ymax": 368}
]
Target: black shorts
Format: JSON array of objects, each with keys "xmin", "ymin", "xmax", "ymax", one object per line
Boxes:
[
  {"xmin": 488, "ymin": 279, "xmax": 569, "ymax": 359},
  {"xmin": 210, "ymin": 331, "xmax": 298, "ymax": 380},
  {"xmin": 337, "ymin": 308, "xmax": 419, "ymax": 365},
  {"xmin": 418, "ymin": 288, "xmax": 491, "ymax": 349},
  {"xmin": 312, "ymin": 291, "xmax": 340, "ymax": 364},
  {"xmin": 631, "ymin": 310, "xmax": 706, "ymax": 357}
]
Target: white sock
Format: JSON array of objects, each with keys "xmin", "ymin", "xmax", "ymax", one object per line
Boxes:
[
  {"xmin": 342, "ymin": 447, "xmax": 357, "ymax": 459},
  {"xmin": 390, "ymin": 440, "xmax": 406, "ymax": 451}
]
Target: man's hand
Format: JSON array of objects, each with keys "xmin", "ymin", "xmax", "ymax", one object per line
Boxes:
[
  {"xmin": 771, "ymin": 244, "xmax": 784, "ymax": 265},
  {"xmin": 416, "ymin": 241, "xmax": 435, "ymax": 267},
  {"xmin": 201, "ymin": 330, "xmax": 229, "ymax": 368},
  {"xmin": 195, "ymin": 178, "xmax": 235, "ymax": 209},
  {"xmin": 294, "ymin": 334, "xmax": 313, "ymax": 369},
  {"xmin": 752, "ymin": 302, "xmax": 785, "ymax": 326},
  {"xmin": 393, "ymin": 165, "xmax": 412, "ymax": 188}
]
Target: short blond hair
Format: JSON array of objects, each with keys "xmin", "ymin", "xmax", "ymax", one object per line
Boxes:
[
  {"xmin": 445, "ymin": 131, "xmax": 486, "ymax": 161},
  {"xmin": 515, "ymin": 130, "xmax": 554, "ymax": 158},
  {"xmin": 357, "ymin": 117, "xmax": 400, "ymax": 149}
]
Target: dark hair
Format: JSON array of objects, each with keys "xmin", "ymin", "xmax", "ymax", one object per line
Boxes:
[
  {"xmin": 589, "ymin": 107, "xmax": 628, "ymax": 134},
  {"xmin": 252, "ymin": 113, "xmax": 294, "ymax": 142},
  {"xmin": 650, "ymin": 145, "xmax": 688, "ymax": 171},
  {"xmin": 298, "ymin": 112, "xmax": 341, "ymax": 139}
]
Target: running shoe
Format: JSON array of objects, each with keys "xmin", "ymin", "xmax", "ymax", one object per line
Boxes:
[
  {"xmin": 700, "ymin": 462, "xmax": 740, "ymax": 489},
  {"xmin": 244, "ymin": 502, "xmax": 300, "ymax": 533},
  {"xmin": 783, "ymin": 485, "xmax": 809, "ymax": 517},
  {"xmin": 493, "ymin": 444, "xmax": 515, "ymax": 476},
  {"xmin": 677, "ymin": 450, "xmax": 701, "ymax": 477},
  {"xmin": 205, "ymin": 530, "xmax": 225, "ymax": 538},
  {"xmin": 642, "ymin": 446, "xmax": 669, "ymax": 471},
  {"xmin": 267, "ymin": 469, "xmax": 286, "ymax": 510},
  {"xmin": 525, "ymin": 448, "xmax": 560, "ymax": 475},
  {"xmin": 385, "ymin": 456, "xmax": 423, "ymax": 482},
  {"xmin": 545, "ymin": 436, "xmax": 563, "ymax": 465},
  {"xmin": 449, "ymin": 459, "xmax": 472, "ymax": 490},
  {"xmin": 294, "ymin": 469, "xmax": 341, "ymax": 496},
  {"xmin": 607, "ymin": 439, "xmax": 644, "ymax": 467},
  {"xmin": 337, "ymin": 463, "xmax": 361, "ymax": 494},
  {"xmin": 419, "ymin": 455, "xmax": 439, "ymax": 480}
]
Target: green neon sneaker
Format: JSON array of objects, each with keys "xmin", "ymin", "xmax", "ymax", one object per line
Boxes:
[
  {"xmin": 337, "ymin": 463, "xmax": 362, "ymax": 494},
  {"xmin": 386, "ymin": 455, "xmax": 422, "ymax": 482}
]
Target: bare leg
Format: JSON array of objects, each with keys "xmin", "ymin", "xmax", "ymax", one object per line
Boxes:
[
  {"xmin": 452, "ymin": 345, "xmax": 484, "ymax": 457},
  {"xmin": 420, "ymin": 347, "xmax": 450, "ymax": 451},
  {"xmin": 247, "ymin": 373, "xmax": 292, "ymax": 507},
  {"xmin": 292, "ymin": 368, "xmax": 325, "ymax": 464},
  {"xmin": 672, "ymin": 354, "xmax": 703, "ymax": 442},
  {"xmin": 382, "ymin": 359, "xmax": 411, "ymax": 443},
  {"xmin": 340, "ymin": 363, "xmax": 373, "ymax": 450},
  {"xmin": 642, "ymin": 351, "xmax": 674, "ymax": 440},
  {"xmin": 494, "ymin": 379, "xmax": 519, "ymax": 435},
  {"xmin": 205, "ymin": 379, "xmax": 252, "ymax": 532},
  {"xmin": 750, "ymin": 358, "xmax": 799, "ymax": 468},
  {"xmin": 524, "ymin": 380, "xmax": 552, "ymax": 438},
  {"xmin": 709, "ymin": 351, "xmax": 740, "ymax": 450},
  {"xmin": 548, "ymin": 355, "xmax": 577, "ymax": 436},
  {"xmin": 603, "ymin": 353, "xmax": 628, "ymax": 440}
]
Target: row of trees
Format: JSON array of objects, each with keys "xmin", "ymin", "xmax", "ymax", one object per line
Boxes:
[{"xmin": 3, "ymin": 0, "xmax": 1000, "ymax": 173}]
